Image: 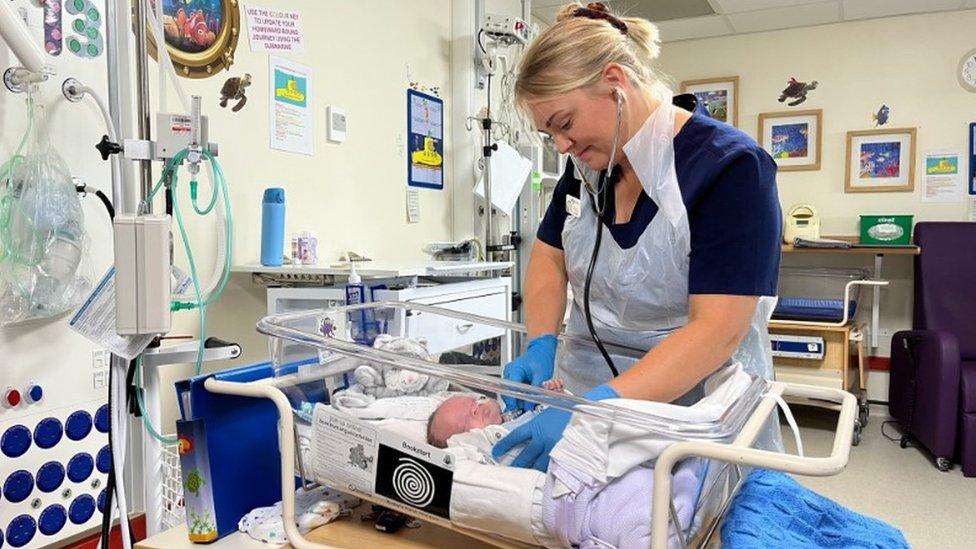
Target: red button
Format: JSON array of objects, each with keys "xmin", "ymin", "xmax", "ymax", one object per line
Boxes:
[{"xmin": 5, "ymin": 388, "xmax": 22, "ymax": 407}]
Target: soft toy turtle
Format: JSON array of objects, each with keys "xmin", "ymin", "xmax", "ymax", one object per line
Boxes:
[{"xmin": 219, "ymin": 73, "xmax": 251, "ymax": 112}]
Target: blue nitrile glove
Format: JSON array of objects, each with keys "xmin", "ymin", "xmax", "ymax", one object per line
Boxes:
[
  {"xmin": 502, "ymin": 334, "xmax": 558, "ymax": 412},
  {"xmin": 492, "ymin": 384, "xmax": 619, "ymax": 472}
]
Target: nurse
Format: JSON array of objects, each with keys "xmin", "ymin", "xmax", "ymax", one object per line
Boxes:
[{"xmin": 494, "ymin": 2, "xmax": 783, "ymax": 471}]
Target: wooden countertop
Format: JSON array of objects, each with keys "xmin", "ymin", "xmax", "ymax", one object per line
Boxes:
[{"xmin": 781, "ymin": 235, "xmax": 919, "ymax": 255}]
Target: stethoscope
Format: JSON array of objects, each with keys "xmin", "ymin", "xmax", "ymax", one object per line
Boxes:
[{"xmin": 567, "ymin": 89, "xmax": 625, "ymax": 378}]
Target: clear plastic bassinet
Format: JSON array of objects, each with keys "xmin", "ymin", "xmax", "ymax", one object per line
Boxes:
[{"xmin": 214, "ymin": 302, "xmax": 856, "ymax": 548}]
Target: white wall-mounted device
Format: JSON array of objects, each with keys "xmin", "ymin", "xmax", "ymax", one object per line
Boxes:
[
  {"xmin": 482, "ymin": 14, "xmax": 530, "ymax": 45},
  {"xmin": 114, "ymin": 215, "xmax": 172, "ymax": 335},
  {"xmin": 154, "ymin": 112, "xmax": 211, "ymax": 159},
  {"xmin": 327, "ymin": 106, "xmax": 346, "ymax": 143}
]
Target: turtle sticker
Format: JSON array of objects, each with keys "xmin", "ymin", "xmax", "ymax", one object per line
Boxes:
[
  {"xmin": 185, "ymin": 468, "xmax": 206, "ymax": 497},
  {"xmin": 779, "ymin": 77, "xmax": 818, "ymax": 106}
]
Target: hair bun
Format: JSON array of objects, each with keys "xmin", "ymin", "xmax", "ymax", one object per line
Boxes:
[{"xmin": 586, "ymin": 2, "xmax": 610, "ymax": 12}]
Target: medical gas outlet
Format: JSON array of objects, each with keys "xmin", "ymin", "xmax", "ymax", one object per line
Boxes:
[
  {"xmin": 482, "ymin": 14, "xmax": 530, "ymax": 45},
  {"xmin": 118, "ymin": 96, "xmax": 217, "ymax": 164}
]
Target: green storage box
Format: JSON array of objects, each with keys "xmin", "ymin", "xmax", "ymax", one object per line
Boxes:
[{"xmin": 859, "ymin": 215, "xmax": 914, "ymax": 245}]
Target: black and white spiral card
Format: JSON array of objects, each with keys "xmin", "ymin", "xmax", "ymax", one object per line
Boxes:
[{"xmin": 374, "ymin": 433, "xmax": 454, "ymax": 519}]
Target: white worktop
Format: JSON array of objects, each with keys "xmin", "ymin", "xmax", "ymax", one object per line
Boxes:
[{"xmin": 233, "ymin": 260, "xmax": 513, "ymax": 278}]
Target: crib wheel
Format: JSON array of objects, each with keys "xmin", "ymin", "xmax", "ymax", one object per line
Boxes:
[
  {"xmin": 936, "ymin": 457, "xmax": 952, "ymax": 472},
  {"xmin": 852, "ymin": 425, "xmax": 861, "ymax": 446}
]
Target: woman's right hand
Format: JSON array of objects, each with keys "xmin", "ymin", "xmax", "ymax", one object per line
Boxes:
[{"xmin": 502, "ymin": 334, "xmax": 558, "ymax": 411}]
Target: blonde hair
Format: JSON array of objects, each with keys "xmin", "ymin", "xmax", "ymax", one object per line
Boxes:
[{"xmin": 515, "ymin": 3, "xmax": 664, "ymax": 118}]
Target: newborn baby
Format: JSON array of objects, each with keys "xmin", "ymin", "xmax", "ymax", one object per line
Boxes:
[
  {"xmin": 429, "ymin": 379, "xmax": 704, "ymax": 547},
  {"xmin": 426, "ymin": 380, "xmax": 564, "ymax": 450}
]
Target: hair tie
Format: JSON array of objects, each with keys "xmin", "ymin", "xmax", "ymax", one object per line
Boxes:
[{"xmin": 573, "ymin": 2, "xmax": 628, "ymax": 35}]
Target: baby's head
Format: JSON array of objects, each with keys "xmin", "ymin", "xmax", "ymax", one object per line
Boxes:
[{"xmin": 426, "ymin": 395, "xmax": 503, "ymax": 448}]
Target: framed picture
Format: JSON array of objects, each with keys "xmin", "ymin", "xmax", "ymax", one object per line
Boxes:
[
  {"xmin": 845, "ymin": 128, "xmax": 917, "ymax": 193},
  {"xmin": 146, "ymin": 0, "xmax": 241, "ymax": 79},
  {"xmin": 758, "ymin": 109, "xmax": 822, "ymax": 171},
  {"xmin": 680, "ymin": 76, "xmax": 738, "ymax": 127},
  {"xmin": 969, "ymin": 122, "xmax": 975, "ymax": 195}
]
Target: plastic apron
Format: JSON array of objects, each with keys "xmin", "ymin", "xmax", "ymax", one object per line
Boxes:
[{"xmin": 557, "ymin": 93, "xmax": 783, "ymax": 452}]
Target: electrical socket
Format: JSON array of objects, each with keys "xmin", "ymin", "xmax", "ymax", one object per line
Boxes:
[
  {"xmin": 93, "ymin": 371, "xmax": 108, "ymax": 389},
  {"xmin": 92, "ymin": 348, "xmax": 109, "ymax": 370}
]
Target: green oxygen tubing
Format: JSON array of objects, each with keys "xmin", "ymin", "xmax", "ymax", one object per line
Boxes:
[{"xmin": 138, "ymin": 147, "xmax": 232, "ymax": 444}]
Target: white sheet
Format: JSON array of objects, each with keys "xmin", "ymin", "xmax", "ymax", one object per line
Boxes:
[
  {"xmin": 449, "ymin": 459, "xmax": 554, "ymax": 546},
  {"xmin": 549, "ymin": 363, "xmax": 752, "ymax": 483},
  {"xmin": 332, "ymin": 394, "xmax": 443, "ymax": 421}
]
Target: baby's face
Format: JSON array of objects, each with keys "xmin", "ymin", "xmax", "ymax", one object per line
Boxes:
[{"xmin": 428, "ymin": 395, "xmax": 503, "ymax": 447}]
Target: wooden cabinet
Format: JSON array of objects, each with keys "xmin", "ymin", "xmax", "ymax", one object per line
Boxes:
[
  {"xmin": 769, "ymin": 321, "xmax": 865, "ymax": 393},
  {"xmin": 769, "ymin": 320, "xmax": 870, "ymax": 444}
]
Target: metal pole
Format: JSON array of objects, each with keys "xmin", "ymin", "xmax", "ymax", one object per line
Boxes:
[
  {"xmin": 103, "ymin": 0, "xmax": 123, "ymax": 211},
  {"xmin": 872, "ymin": 254, "xmax": 882, "ymax": 349},
  {"xmin": 482, "ymin": 119, "xmax": 493, "ymax": 256},
  {"xmin": 133, "ymin": 0, "xmax": 153, "ymax": 206},
  {"xmin": 108, "ymin": 0, "xmax": 149, "ymax": 537}
]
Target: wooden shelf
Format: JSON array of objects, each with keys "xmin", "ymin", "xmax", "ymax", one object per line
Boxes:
[
  {"xmin": 782, "ymin": 244, "xmax": 920, "ymax": 255},
  {"xmin": 782, "ymin": 235, "xmax": 919, "ymax": 255},
  {"xmin": 768, "ymin": 321, "xmax": 855, "ymax": 333}
]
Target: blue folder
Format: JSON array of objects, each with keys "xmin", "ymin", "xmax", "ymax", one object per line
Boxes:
[{"xmin": 174, "ymin": 358, "xmax": 325, "ymax": 542}]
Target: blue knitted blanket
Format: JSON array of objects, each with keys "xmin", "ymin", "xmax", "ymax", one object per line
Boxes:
[{"xmin": 721, "ymin": 469, "xmax": 910, "ymax": 548}]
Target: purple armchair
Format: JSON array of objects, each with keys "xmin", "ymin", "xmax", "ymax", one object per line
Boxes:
[{"xmin": 889, "ymin": 222, "xmax": 976, "ymax": 476}]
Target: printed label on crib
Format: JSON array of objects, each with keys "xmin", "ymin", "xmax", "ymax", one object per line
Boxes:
[
  {"xmin": 375, "ymin": 431, "xmax": 454, "ymax": 519},
  {"xmin": 313, "ymin": 407, "xmax": 378, "ymax": 494}
]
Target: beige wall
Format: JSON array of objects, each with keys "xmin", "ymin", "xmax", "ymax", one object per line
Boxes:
[
  {"xmin": 155, "ymin": 0, "xmax": 459, "ymax": 423},
  {"xmin": 660, "ymin": 10, "xmax": 975, "ymax": 233},
  {"xmin": 659, "ymin": 9, "xmax": 976, "ymax": 399},
  {"xmin": 157, "ymin": 0, "xmax": 528, "ymax": 425}
]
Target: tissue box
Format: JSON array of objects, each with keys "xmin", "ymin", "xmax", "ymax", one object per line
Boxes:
[{"xmin": 859, "ymin": 215, "xmax": 913, "ymax": 245}]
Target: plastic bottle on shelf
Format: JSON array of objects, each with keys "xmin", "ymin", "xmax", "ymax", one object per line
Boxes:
[{"xmin": 260, "ymin": 188, "xmax": 285, "ymax": 266}]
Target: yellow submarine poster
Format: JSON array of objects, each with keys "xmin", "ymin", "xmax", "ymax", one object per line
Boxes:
[
  {"xmin": 922, "ymin": 151, "xmax": 964, "ymax": 203},
  {"xmin": 408, "ymin": 89, "xmax": 444, "ymax": 189},
  {"xmin": 270, "ymin": 56, "xmax": 312, "ymax": 155}
]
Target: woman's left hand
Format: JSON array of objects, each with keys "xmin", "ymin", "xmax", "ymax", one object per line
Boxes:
[
  {"xmin": 492, "ymin": 384, "xmax": 619, "ymax": 472},
  {"xmin": 492, "ymin": 406, "xmax": 571, "ymax": 471}
]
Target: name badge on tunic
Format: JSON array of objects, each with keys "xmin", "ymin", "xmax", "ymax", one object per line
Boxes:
[{"xmin": 566, "ymin": 195, "xmax": 582, "ymax": 218}]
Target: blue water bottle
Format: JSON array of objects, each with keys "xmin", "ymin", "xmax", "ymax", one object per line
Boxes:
[{"xmin": 260, "ymin": 188, "xmax": 285, "ymax": 266}]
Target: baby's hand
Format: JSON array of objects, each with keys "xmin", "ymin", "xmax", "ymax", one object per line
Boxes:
[{"xmin": 541, "ymin": 379, "xmax": 565, "ymax": 392}]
